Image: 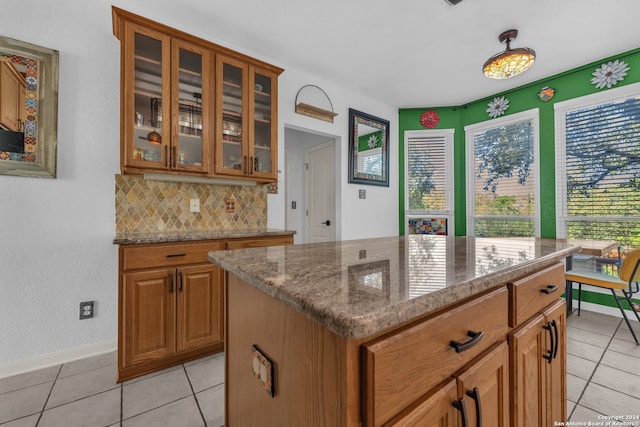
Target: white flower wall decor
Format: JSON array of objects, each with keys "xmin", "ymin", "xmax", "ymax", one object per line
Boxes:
[
  {"xmin": 367, "ymin": 134, "xmax": 379, "ymax": 149},
  {"xmin": 591, "ymin": 59, "xmax": 630, "ymax": 89},
  {"xmin": 486, "ymin": 96, "xmax": 509, "ymax": 118}
]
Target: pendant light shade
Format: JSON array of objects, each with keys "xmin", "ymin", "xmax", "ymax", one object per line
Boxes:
[
  {"xmin": 147, "ymin": 130, "xmax": 162, "ymax": 145},
  {"xmin": 483, "ymin": 29, "xmax": 535, "ymax": 79}
]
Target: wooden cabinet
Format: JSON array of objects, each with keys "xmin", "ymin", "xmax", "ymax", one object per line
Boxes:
[
  {"xmin": 388, "ymin": 343, "xmax": 509, "ymax": 427},
  {"xmin": 0, "ymin": 61, "xmax": 26, "ymax": 132},
  {"xmin": 118, "ymin": 240, "xmax": 224, "ymax": 381},
  {"xmin": 118, "ymin": 234, "xmax": 293, "ymax": 382},
  {"xmin": 115, "ymin": 20, "xmax": 212, "ymax": 174},
  {"xmin": 112, "ymin": 7, "xmax": 282, "ymax": 182},
  {"xmin": 509, "ymin": 264, "xmax": 567, "ymax": 427},
  {"xmin": 225, "ymin": 261, "xmax": 567, "ymax": 426},
  {"xmin": 215, "ymin": 55, "xmax": 278, "ymax": 180}
]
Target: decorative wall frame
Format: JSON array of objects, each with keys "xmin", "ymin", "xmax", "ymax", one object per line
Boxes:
[
  {"xmin": 0, "ymin": 35, "xmax": 59, "ymax": 178},
  {"xmin": 348, "ymin": 108, "xmax": 389, "ymax": 187}
]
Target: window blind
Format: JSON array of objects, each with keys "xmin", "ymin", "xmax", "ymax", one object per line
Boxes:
[
  {"xmin": 407, "ymin": 135, "xmax": 448, "ymax": 211},
  {"xmin": 562, "ymin": 96, "xmax": 640, "ymax": 246},
  {"xmin": 472, "ymin": 119, "xmax": 536, "ymax": 237}
]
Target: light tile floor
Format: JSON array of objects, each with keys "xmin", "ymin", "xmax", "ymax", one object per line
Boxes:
[
  {"xmin": 0, "ymin": 309, "xmax": 638, "ymax": 426},
  {"xmin": 0, "ymin": 352, "xmax": 224, "ymax": 427}
]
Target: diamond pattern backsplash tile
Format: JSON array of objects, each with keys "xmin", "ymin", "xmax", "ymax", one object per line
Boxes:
[{"xmin": 115, "ymin": 175, "xmax": 268, "ymax": 233}]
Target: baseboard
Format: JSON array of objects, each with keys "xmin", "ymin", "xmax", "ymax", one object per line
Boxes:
[
  {"xmin": 0, "ymin": 339, "xmax": 117, "ymax": 379},
  {"xmin": 571, "ymin": 298, "xmax": 639, "ymax": 320}
]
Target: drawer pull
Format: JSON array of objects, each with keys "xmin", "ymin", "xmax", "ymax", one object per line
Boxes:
[
  {"xmin": 450, "ymin": 330, "xmax": 484, "ymax": 353},
  {"xmin": 166, "ymin": 253, "xmax": 187, "ymax": 258},
  {"xmin": 452, "ymin": 397, "xmax": 469, "ymax": 427},
  {"xmin": 466, "ymin": 388, "xmax": 482, "ymax": 427},
  {"xmin": 540, "ymin": 284, "xmax": 558, "ymax": 294}
]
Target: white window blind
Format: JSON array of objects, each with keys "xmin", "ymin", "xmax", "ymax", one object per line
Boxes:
[
  {"xmin": 404, "ymin": 130, "xmax": 454, "ymax": 234},
  {"xmin": 555, "ymin": 84, "xmax": 640, "ymax": 248},
  {"xmin": 465, "ymin": 109, "xmax": 540, "ymax": 237}
]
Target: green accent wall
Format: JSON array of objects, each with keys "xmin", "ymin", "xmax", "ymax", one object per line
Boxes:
[{"xmin": 399, "ymin": 47, "xmax": 640, "ymax": 237}]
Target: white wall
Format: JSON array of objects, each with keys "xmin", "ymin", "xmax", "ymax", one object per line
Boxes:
[{"xmin": 0, "ymin": 0, "xmax": 397, "ymax": 369}]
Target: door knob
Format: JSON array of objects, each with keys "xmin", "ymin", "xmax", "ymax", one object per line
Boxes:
[{"xmin": 321, "ymin": 220, "xmax": 331, "ymax": 226}]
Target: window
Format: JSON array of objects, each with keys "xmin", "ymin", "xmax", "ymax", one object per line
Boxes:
[
  {"xmin": 555, "ymin": 83, "xmax": 640, "ymax": 249},
  {"xmin": 465, "ymin": 109, "xmax": 540, "ymax": 237},
  {"xmin": 404, "ymin": 130, "xmax": 454, "ymax": 234}
]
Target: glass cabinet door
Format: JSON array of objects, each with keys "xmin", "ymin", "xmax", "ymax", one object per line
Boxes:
[
  {"xmin": 128, "ymin": 24, "xmax": 170, "ymax": 169},
  {"xmin": 171, "ymin": 41, "xmax": 210, "ymax": 173},
  {"xmin": 216, "ymin": 56, "xmax": 247, "ymax": 176},
  {"xmin": 251, "ymin": 70, "xmax": 276, "ymax": 177}
]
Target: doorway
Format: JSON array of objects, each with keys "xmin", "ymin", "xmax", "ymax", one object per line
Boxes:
[{"xmin": 284, "ymin": 127, "xmax": 339, "ymax": 244}]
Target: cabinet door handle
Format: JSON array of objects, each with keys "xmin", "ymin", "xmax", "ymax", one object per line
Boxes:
[
  {"xmin": 543, "ymin": 322, "xmax": 554, "ymax": 364},
  {"xmin": 166, "ymin": 253, "xmax": 187, "ymax": 258},
  {"xmin": 168, "ymin": 272, "xmax": 174, "ymax": 293},
  {"xmin": 164, "ymin": 145, "xmax": 169, "ymax": 168},
  {"xmin": 250, "ymin": 156, "xmax": 254, "ymax": 175},
  {"xmin": 244, "ymin": 155, "xmax": 248, "ymax": 174},
  {"xmin": 540, "ymin": 284, "xmax": 558, "ymax": 294},
  {"xmin": 466, "ymin": 388, "xmax": 482, "ymax": 427},
  {"xmin": 450, "ymin": 330, "xmax": 484, "ymax": 353},
  {"xmin": 179, "ymin": 271, "xmax": 183, "ymax": 292},
  {"xmin": 452, "ymin": 397, "xmax": 469, "ymax": 427},
  {"xmin": 551, "ymin": 319, "xmax": 559, "ymax": 360},
  {"xmin": 172, "ymin": 146, "xmax": 177, "ymax": 168}
]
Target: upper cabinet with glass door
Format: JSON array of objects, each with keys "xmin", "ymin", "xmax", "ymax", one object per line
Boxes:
[
  {"xmin": 113, "ymin": 7, "xmax": 282, "ymax": 182},
  {"xmin": 215, "ymin": 56, "xmax": 279, "ymax": 181},
  {"xmin": 114, "ymin": 17, "xmax": 211, "ymax": 175}
]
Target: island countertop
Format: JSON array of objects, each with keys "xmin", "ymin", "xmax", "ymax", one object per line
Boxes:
[
  {"xmin": 208, "ymin": 235, "xmax": 580, "ymax": 339},
  {"xmin": 113, "ymin": 228, "xmax": 295, "ymax": 245}
]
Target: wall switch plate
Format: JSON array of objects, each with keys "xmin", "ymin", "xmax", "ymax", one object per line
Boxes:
[
  {"xmin": 359, "ymin": 189, "xmax": 366, "ymax": 199},
  {"xmin": 80, "ymin": 301, "xmax": 94, "ymax": 319},
  {"xmin": 190, "ymin": 198, "xmax": 200, "ymax": 213}
]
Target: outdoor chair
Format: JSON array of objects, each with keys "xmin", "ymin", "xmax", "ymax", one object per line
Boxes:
[{"xmin": 565, "ymin": 249, "xmax": 640, "ymax": 344}]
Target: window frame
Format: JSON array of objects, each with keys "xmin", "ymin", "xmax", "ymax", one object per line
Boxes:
[
  {"xmin": 404, "ymin": 129, "xmax": 455, "ymax": 234},
  {"xmin": 554, "ymin": 81, "xmax": 640, "ymax": 239},
  {"xmin": 464, "ymin": 108, "xmax": 541, "ymax": 237}
]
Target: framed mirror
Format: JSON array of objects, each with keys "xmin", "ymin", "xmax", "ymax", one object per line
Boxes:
[
  {"xmin": 0, "ymin": 35, "xmax": 59, "ymax": 178},
  {"xmin": 348, "ymin": 108, "xmax": 389, "ymax": 186}
]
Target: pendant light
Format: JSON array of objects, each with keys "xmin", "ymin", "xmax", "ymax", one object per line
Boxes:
[{"xmin": 483, "ymin": 29, "xmax": 536, "ymax": 79}]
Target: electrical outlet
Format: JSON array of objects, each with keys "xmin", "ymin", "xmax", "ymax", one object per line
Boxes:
[
  {"xmin": 190, "ymin": 198, "xmax": 200, "ymax": 213},
  {"xmin": 80, "ymin": 301, "xmax": 94, "ymax": 320}
]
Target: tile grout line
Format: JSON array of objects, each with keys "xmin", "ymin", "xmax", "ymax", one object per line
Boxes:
[
  {"xmin": 35, "ymin": 364, "xmax": 63, "ymax": 426},
  {"xmin": 182, "ymin": 364, "xmax": 208, "ymax": 426},
  {"xmin": 568, "ymin": 318, "xmax": 621, "ymax": 420}
]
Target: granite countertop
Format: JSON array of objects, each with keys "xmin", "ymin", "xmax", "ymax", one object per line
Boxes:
[
  {"xmin": 113, "ymin": 228, "xmax": 295, "ymax": 245},
  {"xmin": 209, "ymin": 235, "xmax": 580, "ymax": 339}
]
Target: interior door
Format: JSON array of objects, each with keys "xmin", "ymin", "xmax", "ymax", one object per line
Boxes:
[{"xmin": 305, "ymin": 140, "xmax": 335, "ymax": 243}]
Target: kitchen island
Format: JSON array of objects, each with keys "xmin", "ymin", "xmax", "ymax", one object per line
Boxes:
[{"xmin": 209, "ymin": 236, "xmax": 580, "ymax": 426}]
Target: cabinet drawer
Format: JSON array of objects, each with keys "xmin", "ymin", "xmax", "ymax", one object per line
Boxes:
[
  {"xmin": 362, "ymin": 286, "xmax": 508, "ymax": 427},
  {"xmin": 121, "ymin": 241, "xmax": 224, "ymax": 270},
  {"xmin": 508, "ymin": 263, "xmax": 564, "ymax": 327},
  {"xmin": 225, "ymin": 235, "xmax": 293, "ymax": 249}
]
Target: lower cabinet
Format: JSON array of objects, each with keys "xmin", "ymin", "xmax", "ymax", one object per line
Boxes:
[
  {"xmin": 122, "ymin": 263, "xmax": 222, "ymax": 367},
  {"xmin": 389, "ymin": 342, "xmax": 510, "ymax": 427},
  {"xmin": 118, "ymin": 235, "xmax": 293, "ymax": 382},
  {"xmin": 509, "ymin": 299, "xmax": 566, "ymax": 427}
]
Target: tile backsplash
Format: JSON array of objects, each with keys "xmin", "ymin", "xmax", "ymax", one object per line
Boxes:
[{"xmin": 115, "ymin": 175, "xmax": 267, "ymax": 233}]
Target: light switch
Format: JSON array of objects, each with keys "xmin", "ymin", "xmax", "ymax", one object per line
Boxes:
[
  {"xmin": 190, "ymin": 198, "xmax": 200, "ymax": 213},
  {"xmin": 359, "ymin": 189, "xmax": 366, "ymax": 199}
]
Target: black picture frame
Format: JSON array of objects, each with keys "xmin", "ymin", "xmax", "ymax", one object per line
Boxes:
[{"xmin": 348, "ymin": 108, "xmax": 389, "ymax": 187}]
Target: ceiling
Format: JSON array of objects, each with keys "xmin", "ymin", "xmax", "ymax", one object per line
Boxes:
[{"xmin": 129, "ymin": 0, "xmax": 640, "ymax": 108}]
